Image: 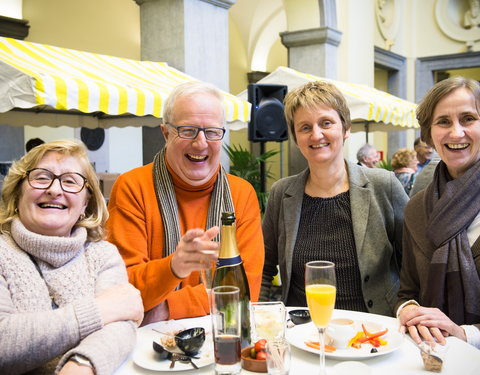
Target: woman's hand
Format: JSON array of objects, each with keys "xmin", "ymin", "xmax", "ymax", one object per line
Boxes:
[
  {"xmin": 58, "ymin": 361, "xmax": 95, "ymax": 375},
  {"xmin": 399, "ymin": 304, "xmax": 466, "ymax": 344},
  {"xmin": 170, "ymin": 227, "xmax": 220, "ymax": 279},
  {"xmin": 96, "ymin": 283, "xmax": 144, "ymax": 326}
]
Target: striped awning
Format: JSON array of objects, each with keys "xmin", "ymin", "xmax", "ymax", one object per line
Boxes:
[
  {"xmin": 0, "ymin": 36, "xmax": 250, "ymax": 128},
  {"xmin": 236, "ymin": 66, "xmax": 419, "ymax": 132}
]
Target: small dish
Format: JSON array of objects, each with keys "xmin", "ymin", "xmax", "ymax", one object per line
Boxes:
[
  {"xmin": 152, "ymin": 341, "xmax": 171, "ymax": 360},
  {"xmin": 134, "ymin": 327, "xmax": 214, "ymax": 372},
  {"xmin": 152, "ymin": 321, "xmax": 186, "ymax": 352},
  {"xmin": 241, "ymin": 346, "xmax": 267, "ymax": 373},
  {"xmin": 288, "ymin": 309, "xmax": 311, "ymax": 325}
]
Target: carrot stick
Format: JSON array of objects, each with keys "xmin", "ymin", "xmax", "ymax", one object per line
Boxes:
[
  {"xmin": 360, "ymin": 325, "xmax": 388, "ymax": 341},
  {"xmin": 305, "ymin": 341, "xmax": 336, "ymax": 352}
]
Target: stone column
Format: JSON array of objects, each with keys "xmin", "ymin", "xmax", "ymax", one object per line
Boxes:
[
  {"xmin": 134, "ymin": 0, "xmax": 234, "ymax": 91},
  {"xmin": 280, "ymin": 26, "xmax": 342, "ymax": 175},
  {"xmin": 134, "ymin": 0, "xmax": 234, "ymax": 166},
  {"xmin": 280, "ymin": 27, "xmax": 342, "ymax": 78}
]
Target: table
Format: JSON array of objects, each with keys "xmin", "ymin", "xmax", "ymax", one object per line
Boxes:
[{"xmin": 115, "ymin": 309, "xmax": 480, "ymax": 374}]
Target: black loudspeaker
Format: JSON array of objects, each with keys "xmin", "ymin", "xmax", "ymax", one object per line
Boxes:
[
  {"xmin": 81, "ymin": 128, "xmax": 105, "ymax": 151},
  {"xmin": 248, "ymin": 84, "xmax": 288, "ymax": 142}
]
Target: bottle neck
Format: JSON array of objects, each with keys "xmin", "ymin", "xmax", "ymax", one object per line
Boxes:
[{"xmin": 219, "ymin": 223, "xmax": 240, "ymax": 258}]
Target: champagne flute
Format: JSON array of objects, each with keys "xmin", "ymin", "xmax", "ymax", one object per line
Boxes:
[
  {"xmin": 200, "ymin": 263, "xmax": 214, "ymax": 294},
  {"xmin": 200, "ymin": 261, "xmax": 215, "ymax": 311},
  {"xmin": 305, "ymin": 261, "xmax": 336, "ymax": 375}
]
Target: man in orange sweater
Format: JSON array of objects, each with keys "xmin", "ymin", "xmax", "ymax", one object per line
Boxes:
[{"xmin": 106, "ymin": 81, "xmax": 264, "ymax": 322}]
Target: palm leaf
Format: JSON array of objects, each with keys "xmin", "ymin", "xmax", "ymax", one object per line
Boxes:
[{"xmin": 224, "ymin": 144, "xmax": 279, "ymax": 211}]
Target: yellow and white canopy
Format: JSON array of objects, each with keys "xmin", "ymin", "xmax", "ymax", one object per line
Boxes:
[
  {"xmin": 0, "ymin": 36, "xmax": 250, "ymax": 128},
  {"xmin": 236, "ymin": 66, "xmax": 419, "ymax": 132}
]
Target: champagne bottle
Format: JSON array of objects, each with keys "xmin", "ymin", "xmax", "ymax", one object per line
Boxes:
[{"xmin": 212, "ymin": 212, "xmax": 251, "ymax": 348}]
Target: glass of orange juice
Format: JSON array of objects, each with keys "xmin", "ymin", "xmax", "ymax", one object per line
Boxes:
[{"xmin": 305, "ymin": 261, "xmax": 336, "ymax": 375}]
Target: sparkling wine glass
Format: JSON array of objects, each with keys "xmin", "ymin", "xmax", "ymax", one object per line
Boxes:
[
  {"xmin": 305, "ymin": 261, "xmax": 336, "ymax": 375},
  {"xmin": 200, "ymin": 261, "xmax": 214, "ymax": 295}
]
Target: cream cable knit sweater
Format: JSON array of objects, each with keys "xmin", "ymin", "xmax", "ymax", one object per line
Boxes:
[{"xmin": 0, "ymin": 219, "xmax": 136, "ymax": 374}]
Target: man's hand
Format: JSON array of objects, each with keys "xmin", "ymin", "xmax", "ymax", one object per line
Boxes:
[
  {"xmin": 170, "ymin": 226, "xmax": 220, "ymax": 279},
  {"xmin": 399, "ymin": 304, "xmax": 466, "ymax": 344}
]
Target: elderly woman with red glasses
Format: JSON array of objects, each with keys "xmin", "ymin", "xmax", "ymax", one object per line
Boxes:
[{"xmin": 0, "ymin": 139, "xmax": 143, "ymax": 374}]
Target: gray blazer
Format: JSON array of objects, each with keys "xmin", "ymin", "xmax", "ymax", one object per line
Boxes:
[
  {"xmin": 260, "ymin": 160, "xmax": 409, "ymax": 317},
  {"xmin": 409, "ymin": 154, "xmax": 441, "ymax": 197}
]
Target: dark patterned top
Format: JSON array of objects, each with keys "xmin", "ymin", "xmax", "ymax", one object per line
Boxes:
[
  {"xmin": 286, "ymin": 191, "xmax": 367, "ymax": 312},
  {"xmin": 395, "ymin": 172, "xmax": 416, "ymax": 195}
]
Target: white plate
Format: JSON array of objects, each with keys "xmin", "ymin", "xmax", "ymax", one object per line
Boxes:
[
  {"xmin": 133, "ymin": 327, "xmax": 215, "ymax": 371},
  {"xmin": 286, "ymin": 320, "xmax": 404, "ymax": 360}
]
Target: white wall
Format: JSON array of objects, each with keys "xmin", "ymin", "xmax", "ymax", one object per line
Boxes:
[
  {"xmin": 23, "ymin": 125, "xmax": 142, "ymax": 173},
  {"xmin": 284, "ymin": 0, "xmax": 318, "ymax": 30},
  {"xmin": 0, "ymin": 0, "xmax": 22, "ymax": 18},
  {"xmin": 108, "ymin": 127, "xmax": 143, "ymax": 173},
  {"xmin": 24, "ymin": 125, "xmax": 75, "ymax": 144}
]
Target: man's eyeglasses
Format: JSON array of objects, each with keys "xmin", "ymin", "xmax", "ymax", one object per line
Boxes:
[
  {"xmin": 26, "ymin": 168, "xmax": 88, "ymax": 193},
  {"xmin": 166, "ymin": 123, "xmax": 225, "ymax": 141}
]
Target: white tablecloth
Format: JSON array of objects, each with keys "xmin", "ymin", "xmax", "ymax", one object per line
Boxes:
[{"xmin": 114, "ymin": 309, "xmax": 480, "ymax": 374}]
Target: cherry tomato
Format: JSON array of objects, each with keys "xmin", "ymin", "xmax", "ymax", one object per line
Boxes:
[
  {"xmin": 256, "ymin": 351, "xmax": 267, "ymax": 360},
  {"xmin": 254, "ymin": 339, "xmax": 267, "ymax": 353}
]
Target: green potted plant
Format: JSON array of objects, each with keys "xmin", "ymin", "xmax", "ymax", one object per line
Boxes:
[
  {"xmin": 223, "ymin": 144, "xmax": 278, "ymax": 212},
  {"xmin": 376, "ymin": 158, "xmax": 393, "ymax": 171}
]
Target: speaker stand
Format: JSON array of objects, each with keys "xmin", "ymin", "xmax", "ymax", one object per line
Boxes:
[{"xmin": 260, "ymin": 141, "xmax": 266, "ymax": 195}]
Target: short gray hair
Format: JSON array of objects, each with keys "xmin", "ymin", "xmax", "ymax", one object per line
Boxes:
[
  {"xmin": 162, "ymin": 81, "xmax": 225, "ymax": 125},
  {"xmin": 357, "ymin": 144, "xmax": 377, "ymax": 163}
]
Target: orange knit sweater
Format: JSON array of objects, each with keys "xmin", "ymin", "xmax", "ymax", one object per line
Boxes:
[{"xmin": 106, "ymin": 162, "xmax": 264, "ymax": 319}]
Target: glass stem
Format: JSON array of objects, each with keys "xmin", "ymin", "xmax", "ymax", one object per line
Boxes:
[{"xmin": 318, "ymin": 327, "xmax": 327, "ymax": 375}]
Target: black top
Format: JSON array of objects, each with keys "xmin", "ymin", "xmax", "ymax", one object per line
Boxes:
[{"xmin": 286, "ymin": 191, "xmax": 367, "ymax": 312}]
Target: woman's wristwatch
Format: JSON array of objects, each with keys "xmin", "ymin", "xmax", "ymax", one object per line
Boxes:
[{"xmin": 69, "ymin": 354, "xmax": 93, "ymax": 368}]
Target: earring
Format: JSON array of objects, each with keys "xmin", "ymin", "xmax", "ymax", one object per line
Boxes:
[
  {"xmin": 14, "ymin": 208, "xmax": 19, "ymax": 214},
  {"xmin": 79, "ymin": 214, "xmax": 86, "ymax": 221}
]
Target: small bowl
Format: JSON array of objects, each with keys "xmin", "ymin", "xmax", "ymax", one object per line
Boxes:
[
  {"xmin": 152, "ymin": 341, "xmax": 171, "ymax": 360},
  {"xmin": 289, "ymin": 309, "xmax": 311, "ymax": 325},
  {"xmin": 241, "ymin": 346, "xmax": 267, "ymax": 373},
  {"xmin": 175, "ymin": 327, "xmax": 206, "ymax": 356}
]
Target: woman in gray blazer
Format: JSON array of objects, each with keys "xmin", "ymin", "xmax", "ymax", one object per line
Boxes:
[{"xmin": 260, "ymin": 81, "xmax": 408, "ymax": 317}]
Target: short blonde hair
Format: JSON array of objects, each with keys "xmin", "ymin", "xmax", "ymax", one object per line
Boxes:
[
  {"xmin": 0, "ymin": 139, "xmax": 107, "ymax": 242},
  {"xmin": 283, "ymin": 81, "xmax": 352, "ymax": 143},
  {"xmin": 391, "ymin": 148, "xmax": 417, "ymax": 170}
]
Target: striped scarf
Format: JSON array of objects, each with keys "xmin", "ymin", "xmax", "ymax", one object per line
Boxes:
[
  {"xmin": 153, "ymin": 147, "xmax": 234, "ymax": 256},
  {"xmin": 424, "ymin": 159, "xmax": 480, "ymax": 325}
]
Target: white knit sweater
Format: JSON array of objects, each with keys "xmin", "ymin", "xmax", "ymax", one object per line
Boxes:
[{"xmin": 0, "ymin": 219, "xmax": 136, "ymax": 374}]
